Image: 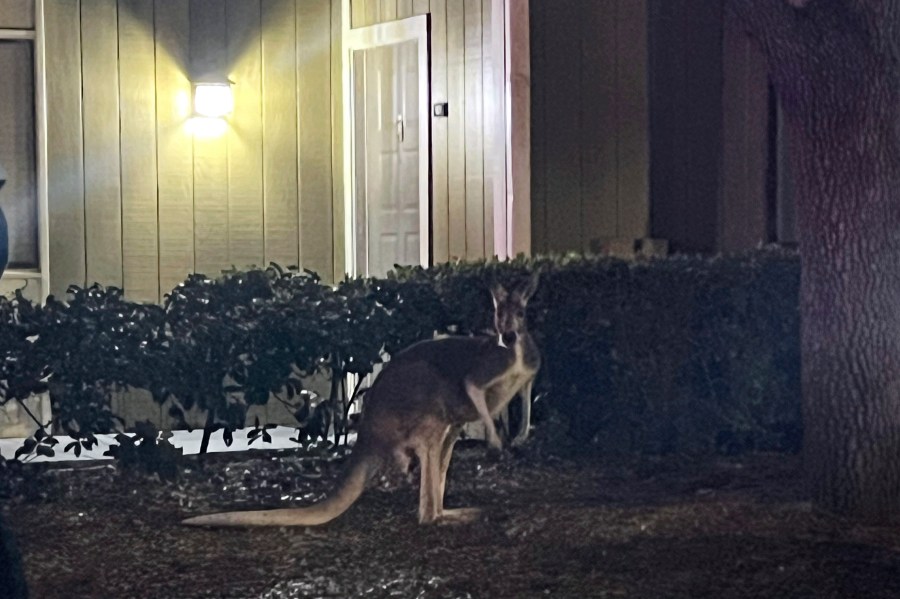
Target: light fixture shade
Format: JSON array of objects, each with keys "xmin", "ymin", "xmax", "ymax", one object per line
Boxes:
[{"xmin": 193, "ymin": 82, "xmax": 234, "ymax": 118}]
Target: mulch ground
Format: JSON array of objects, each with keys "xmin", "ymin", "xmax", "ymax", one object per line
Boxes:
[{"xmin": 4, "ymin": 442, "xmax": 900, "ymax": 599}]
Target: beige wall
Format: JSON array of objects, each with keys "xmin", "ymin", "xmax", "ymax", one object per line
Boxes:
[
  {"xmin": 530, "ymin": 0, "xmax": 650, "ymax": 255},
  {"xmin": 43, "ymin": 0, "xmax": 340, "ymax": 302},
  {"xmin": 530, "ymin": 1, "xmax": 785, "ymax": 257},
  {"xmin": 649, "ymin": 0, "xmax": 780, "ymax": 254},
  {"xmin": 41, "ymin": 0, "xmax": 503, "ymax": 305},
  {"xmin": 648, "ymin": 0, "xmax": 722, "ymax": 253}
]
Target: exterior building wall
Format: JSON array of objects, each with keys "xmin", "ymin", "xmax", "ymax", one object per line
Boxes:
[
  {"xmin": 530, "ymin": 0, "xmax": 650, "ymax": 254},
  {"xmin": 43, "ymin": 0, "xmax": 339, "ymax": 302}
]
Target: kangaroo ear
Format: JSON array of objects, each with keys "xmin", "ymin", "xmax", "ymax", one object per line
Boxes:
[
  {"xmin": 517, "ymin": 271, "xmax": 540, "ymax": 303},
  {"xmin": 490, "ymin": 281, "xmax": 508, "ymax": 307}
]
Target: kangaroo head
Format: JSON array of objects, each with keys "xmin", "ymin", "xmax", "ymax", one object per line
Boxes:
[{"xmin": 490, "ymin": 273, "xmax": 539, "ymax": 348}]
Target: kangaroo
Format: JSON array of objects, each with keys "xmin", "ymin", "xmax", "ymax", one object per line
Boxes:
[{"xmin": 182, "ymin": 274, "xmax": 540, "ymax": 527}]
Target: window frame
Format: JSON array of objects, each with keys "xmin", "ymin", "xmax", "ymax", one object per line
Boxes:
[{"xmin": 0, "ymin": 0, "xmax": 49, "ymax": 302}]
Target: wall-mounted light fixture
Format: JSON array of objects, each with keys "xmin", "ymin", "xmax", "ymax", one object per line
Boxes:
[
  {"xmin": 193, "ymin": 82, "xmax": 234, "ymax": 118},
  {"xmin": 188, "ymin": 81, "xmax": 233, "ymax": 137}
]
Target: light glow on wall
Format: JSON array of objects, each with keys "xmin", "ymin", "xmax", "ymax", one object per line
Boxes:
[{"xmin": 187, "ymin": 116, "xmax": 228, "ymax": 138}]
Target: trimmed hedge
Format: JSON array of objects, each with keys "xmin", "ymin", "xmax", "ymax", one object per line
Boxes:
[
  {"xmin": 0, "ymin": 248, "xmax": 801, "ymax": 459},
  {"xmin": 387, "ymin": 250, "xmax": 801, "ymax": 454}
]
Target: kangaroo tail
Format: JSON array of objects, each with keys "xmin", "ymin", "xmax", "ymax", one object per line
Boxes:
[{"xmin": 182, "ymin": 449, "xmax": 379, "ymax": 527}]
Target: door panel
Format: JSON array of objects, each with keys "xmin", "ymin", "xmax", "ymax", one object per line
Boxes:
[{"xmin": 354, "ymin": 39, "xmax": 421, "ymax": 277}]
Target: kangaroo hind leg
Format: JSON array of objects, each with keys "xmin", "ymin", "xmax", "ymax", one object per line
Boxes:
[
  {"xmin": 436, "ymin": 426, "xmax": 482, "ymax": 525},
  {"xmin": 416, "ymin": 429, "xmax": 447, "ymax": 524},
  {"xmin": 438, "ymin": 425, "xmax": 461, "ymax": 501}
]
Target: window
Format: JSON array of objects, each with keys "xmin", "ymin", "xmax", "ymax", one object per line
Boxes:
[{"xmin": 0, "ymin": 34, "xmax": 38, "ymax": 269}]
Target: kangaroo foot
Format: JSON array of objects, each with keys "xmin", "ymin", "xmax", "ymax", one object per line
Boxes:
[
  {"xmin": 510, "ymin": 429, "xmax": 530, "ymax": 448},
  {"xmin": 438, "ymin": 507, "xmax": 483, "ymax": 525},
  {"xmin": 486, "ymin": 444, "xmax": 506, "ymax": 462}
]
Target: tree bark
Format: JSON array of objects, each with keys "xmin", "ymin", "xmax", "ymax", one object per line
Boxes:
[{"xmin": 727, "ymin": 0, "xmax": 900, "ymax": 520}]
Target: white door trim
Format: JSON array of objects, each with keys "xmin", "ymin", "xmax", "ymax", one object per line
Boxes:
[
  {"xmin": 35, "ymin": 0, "xmax": 50, "ymax": 301},
  {"xmin": 342, "ymin": 11, "xmax": 430, "ymax": 277}
]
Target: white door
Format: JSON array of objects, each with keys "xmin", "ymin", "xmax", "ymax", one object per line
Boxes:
[{"xmin": 344, "ymin": 16, "xmax": 430, "ymax": 277}]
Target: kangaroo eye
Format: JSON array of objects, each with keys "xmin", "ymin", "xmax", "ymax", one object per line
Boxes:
[{"xmin": 516, "ymin": 309, "xmax": 525, "ymax": 318}]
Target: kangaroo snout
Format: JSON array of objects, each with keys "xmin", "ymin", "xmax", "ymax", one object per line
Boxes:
[{"xmin": 502, "ymin": 331, "xmax": 518, "ymax": 346}]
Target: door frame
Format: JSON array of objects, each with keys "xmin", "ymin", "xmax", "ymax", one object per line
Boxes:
[{"xmin": 342, "ymin": 13, "xmax": 430, "ymax": 277}]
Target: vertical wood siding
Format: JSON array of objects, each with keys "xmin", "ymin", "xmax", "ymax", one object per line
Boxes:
[
  {"xmin": 190, "ymin": 0, "xmax": 230, "ymax": 277},
  {"xmin": 720, "ymin": 8, "xmax": 771, "ymax": 251},
  {"xmin": 44, "ymin": 0, "xmax": 502, "ymax": 297},
  {"xmin": 297, "ymin": 0, "xmax": 334, "ymax": 278},
  {"xmin": 43, "ymin": 0, "xmax": 339, "ymax": 301},
  {"xmin": 445, "ymin": 0, "xmax": 466, "ymax": 259},
  {"xmin": 430, "ymin": 0, "xmax": 449, "ymax": 263},
  {"xmin": 118, "ymin": 0, "xmax": 160, "ymax": 303},
  {"xmin": 351, "ymin": 0, "xmax": 498, "ymax": 261},
  {"xmin": 261, "ymin": 0, "xmax": 299, "ymax": 268},
  {"xmin": 154, "ymin": 0, "xmax": 195, "ymax": 296},
  {"xmin": 528, "ymin": 0, "xmax": 545, "ymax": 252},
  {"xmin": 44, "ymin": 0, "xmax": 503, "ymax": 300},
  {"xmin": 532, "ymin": 1, "xmax": 772, "ymax": 255},
  {"xmin": 616, "ymin": 0, "xmax": 649, "ymax": 239},
  {"xmin": 530, "ymin": 0, "xmax": 650, "ymax": 254},
  {"xmin": 44, "ymin": 0, "xmax": 86, "ymax": 299},
  {"xmin": 540, "ymin": 0, "xmax": 582, "ymax": 253},
  {"xmin": 647, "ymin": 0, "xmax": 722, "ymax": 253},
  {"xmin": 462, "ymin": 0, "xmax": 484, "ymax": 259},
  {"xmin": 81, "ymin": 0, "xmax": 123, "ymax": 288},
  {"xmin": 329, "ymin": 0, "xmax": 344, "ymax": 280},
  {"xmin": 225, "ymin": 0, "xmax": 265, "ymax": 270},
  {"xmin": 580, "ymin": 0, "xmax": 617, "ymax": 246},
  {"xmin": 649, "ymin": 0, "xmax": 775, "ymax": 254}
]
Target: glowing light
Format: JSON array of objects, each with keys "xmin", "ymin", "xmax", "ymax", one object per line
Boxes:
[
  {"xmin": 193, "ymin": 82, "xmax": 233, "ymax": 118},
  {"xmin": 187, "ymin": 116, "xmax": 228, "ymax": 138}
]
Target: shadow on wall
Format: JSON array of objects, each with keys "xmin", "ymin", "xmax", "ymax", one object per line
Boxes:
[{"xmin": 117, "ymin": 0, "xmax": 275, "ymax": 86}]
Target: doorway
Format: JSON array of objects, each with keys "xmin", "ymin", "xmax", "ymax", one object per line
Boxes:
[{"xmin": 343, "ymin": 15, "xmax": 430, "ymax": 277}]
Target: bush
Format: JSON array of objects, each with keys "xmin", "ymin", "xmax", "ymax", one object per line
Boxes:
[
  {"xmin": 0, "ymin": 248, "xmax": 801, "ymax": 462},
  {"xmin": 388, "ymin": 250, "xmax": 801, "ymax": 455}
]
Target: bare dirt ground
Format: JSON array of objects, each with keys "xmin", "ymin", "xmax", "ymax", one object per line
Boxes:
[{"xmin": 4, "ymin": 443, "xmax": 900, "ymax": 599}]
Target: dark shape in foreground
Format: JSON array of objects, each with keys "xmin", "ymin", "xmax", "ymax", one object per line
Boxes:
[{"xmin": 0, "ymin": 512, "xmax": 28, "ymax": 599}]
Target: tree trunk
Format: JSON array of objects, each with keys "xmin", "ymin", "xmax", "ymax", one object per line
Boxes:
[{"xmin": 728, "ymin": 0, "xmax": 900, "ymax": 520}]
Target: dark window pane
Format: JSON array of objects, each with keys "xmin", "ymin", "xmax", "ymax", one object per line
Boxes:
[{"xmin": 0, "ymin": 39, "xmax": 37, "ymax": 269}]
